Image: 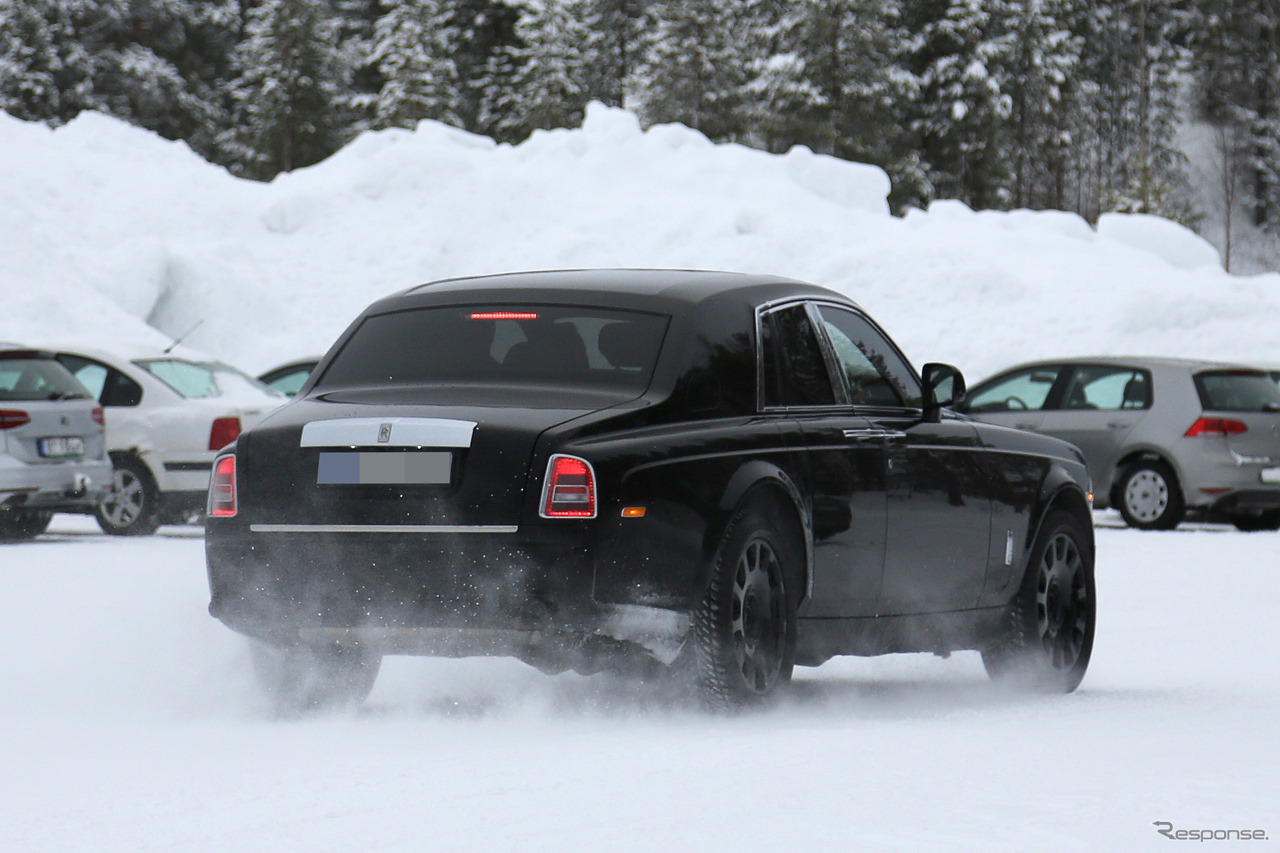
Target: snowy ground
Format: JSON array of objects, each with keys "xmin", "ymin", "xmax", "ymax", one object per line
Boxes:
[{"xmin": 1, "ymin": 514, "xmax": 1275, "ymax": 852}]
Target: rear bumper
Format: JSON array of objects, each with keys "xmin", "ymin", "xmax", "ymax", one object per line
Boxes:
[
  {"xmin": 0, "ymin": 456, "xmax": 111, "ymax": 512},
  {"xmin": 1208, "ymin": 489, "xmax": 1280, "ymax": 514},
  {"xmin": 205, "ymin": 525, "xmax": 691, "ymax": 663}
]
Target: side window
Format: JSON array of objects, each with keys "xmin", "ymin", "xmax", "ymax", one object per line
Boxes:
[
  {"xmin": 816, "ymin": 306, "xmax": 922, "ymax": 408},
  {"xmin": 966, "ymin": 366, "xmax": 1062, "ymax": 413},
  {"xmin": 57, "ymin": 355, "xmax": 143, "ymax": 407},
  {"xmin": 1062, "ymin": 365, "xmax": 1151, "ymax": 411},
  {"xmin": 760, "ymin": 304, "xmax": 837, "ymax": 408}
]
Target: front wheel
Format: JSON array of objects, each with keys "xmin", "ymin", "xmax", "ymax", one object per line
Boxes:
[
  {"xmin": 1117, "ymin": 460, "xmax": 1185, "ymax": 530},
  {"xmin": 0, "ymin": 509, "xmax": 54, "ymax": 542},
  {"xmin": 95, "ymin": 456, "xmax": 160, "ymax": 536},
  {"xmin": 692, "ymin": 501, "xmax": 797, "ymax": 711},
  {"xmin": 250, "ymin": 640, "xmax": 382, "ymax": 713},
  {"xmin": 982, "ymin": 509, "xmax": 1096, "ymax": 693}
]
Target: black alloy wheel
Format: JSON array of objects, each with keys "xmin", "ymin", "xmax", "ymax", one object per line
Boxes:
[
  {"xmin": 693, "ymin": 500, "xmax": 797, "ymax": 711},
  {"xmin": 983, "ymin": 509, "xmax": 1096, "ymax": 693},
  {"xmin": 250, "ymin": 640, "xmax": 382, "ymax": 714},
  {"xmin": 1117, "ymin": 459, "xmax": 1185, "ymax": 530},
  {"xmin": 95, "ymin": 455, "xmax": 161, "ymax": 536},
  {"xmin": 0, "ymin": 508, "xmax": 54, "ymax": 542}
]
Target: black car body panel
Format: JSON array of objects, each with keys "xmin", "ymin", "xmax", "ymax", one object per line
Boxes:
[{"xmin": 207, "ymin": 270, "xmax": 1092, "ymax": 674}]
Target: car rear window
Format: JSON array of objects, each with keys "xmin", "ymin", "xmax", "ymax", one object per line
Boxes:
[
  {"xmin": 137, "ymin": 359, "xmax": 281, "ymax": 400},
  {"xmin": 317, "ymin": 305, "xmax": 670, "ymax": 392},
  {"xmin": 0, "ymin": 356, "xmax": 90, "ymax": 402},
  {"xmin": 1193, "ymin": 370, "xmax": 1280, "ymax": 413}
]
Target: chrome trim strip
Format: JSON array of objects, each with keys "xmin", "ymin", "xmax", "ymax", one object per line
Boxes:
[
  {"xmin": 250, "ymin": 523, "xmax": 518, "ymax": 534},
  {"xmin": 300, "ymin": 417, "xmax": 477, "ymax": 448}
]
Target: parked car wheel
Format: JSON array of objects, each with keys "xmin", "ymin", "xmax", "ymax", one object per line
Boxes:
[
  {"xmin": 1117, "ymin": 459, "xmax": 1185, "ymax": 530},
  {"xmin": 693, "ymin": 500, "xmax": 797, "ymax": 711},
  {"xmin": 0, "ymin": 509, "xmax": 54, "ymax": 542},
  {"xmin": 250, "ymin": 640, "xmax": 382, "ymax": 713},
  {"xmin": 95, "ymin": 455, "xmax": 160, "ymax": 536},
  {"xmin": 982, "ymin": 509, "xmax": 1095, "ymax": 693},
  {"xmin": 1229, "ymin": 510, "xmax": 1280, "ymax": 532}
]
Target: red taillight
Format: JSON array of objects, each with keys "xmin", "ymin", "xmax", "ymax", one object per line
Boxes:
[
  {"xmin": 1185, "ymin": 417, "xmax": 1248, "ymax": 437},
  {"xmin": 208, "ymin": 416, "xmax": 241, "ymax": 451},
  {"xmin": 541, "ymin": 455, "xmax": 596, "ymax": 518},
  {"xmin": 0, "ymin": 410, "xmax": 30, "ymax": 430},
  {"xmin": 209, "ymin": 455, "xmax": 236, "ymax": 517},
  {"xmin": 92, "ymin": 407, "xmax": 105, "ymax": 426}
]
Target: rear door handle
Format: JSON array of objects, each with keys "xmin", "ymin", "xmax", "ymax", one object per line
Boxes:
[
  {"xmin": 1015, "ymin": 422, "xmax": 1038, "ymax": 430},
  {"xmin": 1107, "ymin": 421, "xmax": 1131, "ymax": 429}
]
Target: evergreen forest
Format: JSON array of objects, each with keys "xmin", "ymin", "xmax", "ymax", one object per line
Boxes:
[{"xmin": 3, "ymin": 0, "xmax": 1278, "ymax": 266}]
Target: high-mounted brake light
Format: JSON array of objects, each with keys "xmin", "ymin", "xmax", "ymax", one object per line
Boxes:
[
  {"xmin": 1185, "ymin": 417, "xmax": 1247, "ymax": 437},
  {"xmin": 209, "ymin": 455, "xmax": 237, "ymax": 517},
  {"xmin": 209, "ymin": 416, "xmax": 242, "ymax": 451},
  {"xmin": 0, "ymin": 410, "xmax": 30, "ymax": 430},
  {"xmin": 471, "ymin": 312, "xmax": 539, "ymax": 320},
  {"xmin": 541, "ymin": 455, "xmax": 596, "ymax": 518}
]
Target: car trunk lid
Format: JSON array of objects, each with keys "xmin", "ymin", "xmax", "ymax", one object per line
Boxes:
[{"xmin": 237, "ymin": 385, "xmax": 628, "ymax": 527}]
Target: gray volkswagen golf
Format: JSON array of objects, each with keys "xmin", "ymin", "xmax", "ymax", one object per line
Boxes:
[
  {"xmin": 1, "ymin": 346, "xmax": 112, "ymax": 540},
  {"xmin": 963, "ymin": 357, "xmax": 1280, "ymax": 531}
]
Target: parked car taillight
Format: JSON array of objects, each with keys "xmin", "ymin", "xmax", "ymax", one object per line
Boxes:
[
  {"xmin": 209, "ymin": 417, "xmax": 242, "ymax": 451},
  {"xmin": 1185, "ymin": 417, "xmax": 1248, "ymax": 437},
  {"xmin": 209, "ymin": 455, "xmax": 236, "ymax": 517},
  {"xmin": 540, "ymin": 455, "xmax": 596, "ymax": 518},
  {"xmin": 0, "ymin": 409, "xmax": 30, "ymax": 429},
  {"xmin": 92, "ymin": 406, "xmax": 105, "ymax": 426}
]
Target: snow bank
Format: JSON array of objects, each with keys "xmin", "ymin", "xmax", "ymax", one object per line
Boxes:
[{"xmin": 2, "ymin": 103, "xmax": 1278, "ymax": 379}]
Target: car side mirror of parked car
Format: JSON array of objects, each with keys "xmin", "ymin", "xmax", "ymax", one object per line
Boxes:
[{"xmin": 922, "ymin": 363, "xmax": 966, "ymax": 423}]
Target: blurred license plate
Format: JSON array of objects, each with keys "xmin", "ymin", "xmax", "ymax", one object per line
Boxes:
[
  {"xmin": 39, "ymin": 437, "xmax": 84, "ymax": 458},
  {"xmin": 317, "ymin": 451, "xmax": 452, "ymax": 485},
  {"xmin": 1262, "ymin": 467, "xmax": 1280, "ymax": 484}
]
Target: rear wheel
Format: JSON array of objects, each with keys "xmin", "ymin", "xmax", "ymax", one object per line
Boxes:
[
  {"xmin": 692, "ymin": 501, "xmax": 797, "ymax": 711},
  {"xmin": 1117, "ymin": 460, "xmax": 1185, "ymax": 530},
  {"xmin": 0, "ymin": 509, "xmax": 54, "ymax": 542},
  {"xmin": 983, "ymin": 509, "xmax": 1095, "ymax": 693},
  {"xmin": 250, "ymin": 640, "xmax": 382, "ymax": 713},
  {"xmin": 95, "ymin": 455, "xmax": 160, "ymax": 536},
  {"xmin": 1230, "ymin": 510, "xmax": 1280, "ymax": 532}
]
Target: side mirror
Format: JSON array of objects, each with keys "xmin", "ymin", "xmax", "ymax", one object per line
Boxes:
[{"xmin": 922, "ymin": 362, "xmax": 966, "ymax": 423}]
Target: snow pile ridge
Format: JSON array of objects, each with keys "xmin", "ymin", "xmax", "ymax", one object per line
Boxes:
[
  {"xmin": 1097, "ymin": 213, "xmax": 1223, "ymax": 270},
  {"xmin": 2, "ymin": 107, "xmax": 1280, "ymax": 378}
]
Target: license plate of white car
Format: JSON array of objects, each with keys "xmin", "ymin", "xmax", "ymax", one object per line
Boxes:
[
  {"xmin": 39, "ymin": 436, "xmax": 84, "ymax": 458},
  {"xmin": 1262, "ymin": 467, "xmax": 1280, "ymax": 485}
]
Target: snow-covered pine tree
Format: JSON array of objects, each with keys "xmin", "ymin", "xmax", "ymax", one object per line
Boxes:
[
  {"xmin": 0, "ymin": 0, "xmax": 99, "ymax": 123},
  {"xmin": 223, "ymin": 0, "xmax": 349, "ymax": 179},
  {"xmin": 579, "ymin": 0, "xmax": 648, "ymax": 107},
  {"xmin": 1194, "ymin": 0, "xmax": 1280, "ymax": 232},
  {"xmin": 445, "ymin": 0, "xmax": 524, "ymax": 139},
  {"xmin": 367, "ymin": 0, "xmax": 461, "ymax": 130},
  {"xmin": 903, "ymin": 0, "xmax": 1016, "ymax": 209},
  {"xmin": 631, "ymin": 0, "xmax": 754, "ymax": 142},
  {"xmin": 489, "ymin": 0, "xmax": 592, "ymax": 136},
  {"xmin": 995, "ymin": 0, "xmax": 1084, "ymax": 210},
  {"xmin": 1072, "ymin": 0, "xmax": 1191, "ymax": 220}
]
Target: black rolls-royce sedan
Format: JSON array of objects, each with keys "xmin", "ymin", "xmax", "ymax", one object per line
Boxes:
[{"xmin": 206, "ymin": 270, "xmax": 1096, "ymax": 711}]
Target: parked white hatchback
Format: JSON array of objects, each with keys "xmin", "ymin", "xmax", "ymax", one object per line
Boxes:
[{"xmin": 44, "ymin": 344, "xmax": 285, "ymax": 535}]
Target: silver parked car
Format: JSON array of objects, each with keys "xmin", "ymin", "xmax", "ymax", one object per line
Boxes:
[
  {"xmin": 0, "ymin": 345, "xmax": 112, "ymax": 541},
  {"xmin": 962, "ymin": 357, "xmax": 1280, "ymax": 531}
]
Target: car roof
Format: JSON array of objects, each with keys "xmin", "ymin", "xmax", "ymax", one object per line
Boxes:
[
  {"xmin": 385, "ymin": 269, "xmax": 854, "ymax": 315},
  {"xmin": 983, "ymin": 355, "xmax": 1269, "ymax": 376},
  {"xmin": 35, "ymin": 341, "xmax": 222, "ymax": 365}
]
